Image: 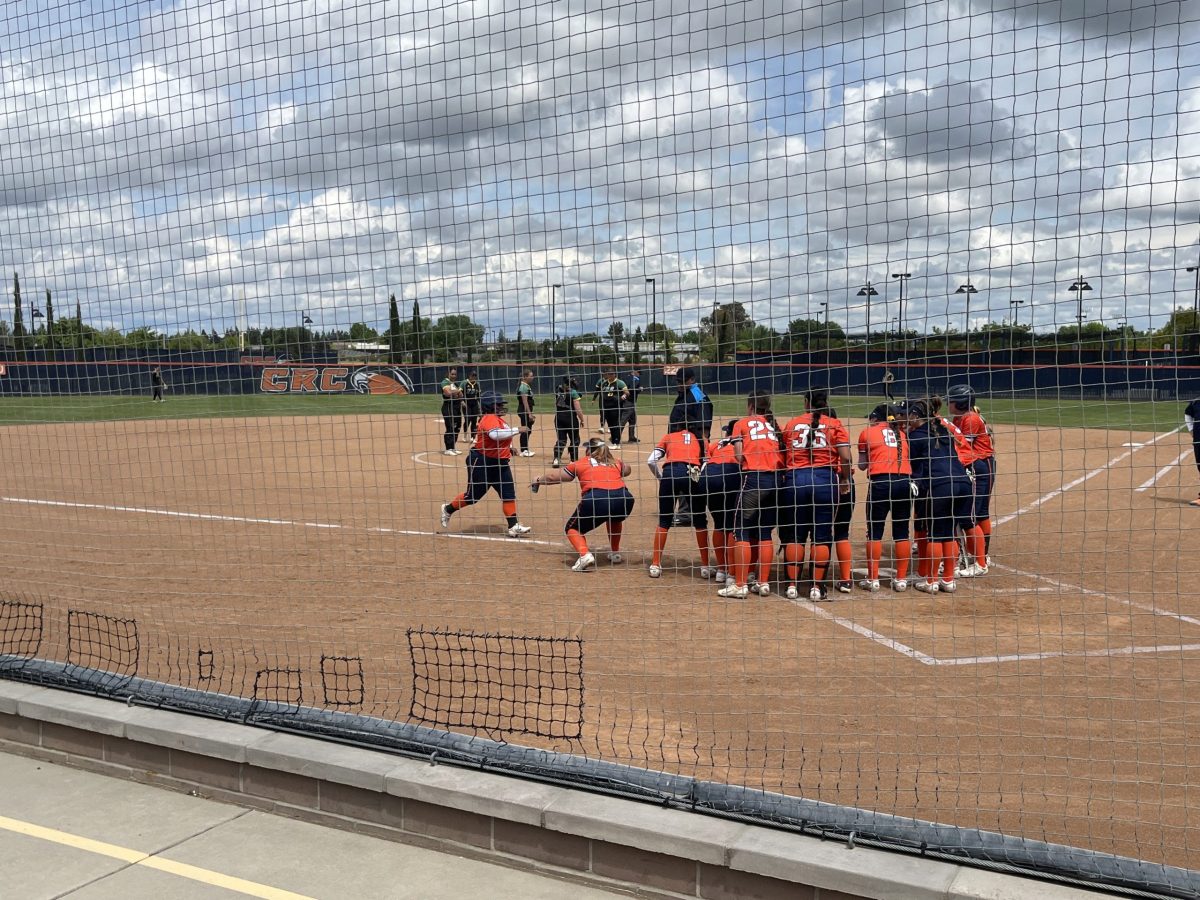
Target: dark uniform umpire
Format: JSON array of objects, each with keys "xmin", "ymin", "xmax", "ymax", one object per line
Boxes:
[
  {"xmin": 669, "ymin": 367, "xmax": 713, "ymax": 447},
  {"xmin": 593, "ymin": 369, "xmax": 629, "ymax": 447}
]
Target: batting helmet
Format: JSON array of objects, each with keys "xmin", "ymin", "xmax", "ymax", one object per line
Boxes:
[
  {"xmin": 946, "ymin": 384, "xmax": 975, "ymax": 410},
  {"xmin": 480, "ymin": 391, "xmax": 507, "ymax": 413},
  {"xmin": 867, "ymin": 403, "xmax": 894, "ymax": 422}
]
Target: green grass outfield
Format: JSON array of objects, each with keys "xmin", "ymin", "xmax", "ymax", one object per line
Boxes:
[{"xmin": 0, "ymin": 393, "xmax": 1187, "ymax": 432}]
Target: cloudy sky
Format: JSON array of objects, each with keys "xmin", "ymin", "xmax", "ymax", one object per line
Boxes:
[{"xmin": 1, "ymin": 0, "xmax": 1197, "ymax": 340}]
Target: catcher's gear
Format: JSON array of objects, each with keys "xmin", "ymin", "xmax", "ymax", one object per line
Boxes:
[{"xmin": 480, "ymin": 390, "xmax": 507, "ymax": 414}]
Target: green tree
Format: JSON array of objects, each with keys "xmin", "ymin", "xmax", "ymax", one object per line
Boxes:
[
  {"xmin": 1152, "ymin": 307, "xmax": 1200, "ymax": 352},
  {"xmin": 124, "ymin": 327, "xmax": 161, "ymax": 348},
  {"xmin": 44, "ymin": 290, "xmax": 54, "ymax": 350},
  {"xmin": 349, "ymin": 322, "xmax": 379, "ymax": 341},
  {"xmin": 431, "ymin": 314, "xmax": 484, "ymax": 359},
  {"xmin": 12, "ymin": 273, "xmax": 25, "ymax": 351},
  {"xmin": 166, "ymin": 330, "xmax": 210, "ymax": 351},
  {"xmin": 387, "ymin": 294, "xmax": 402, "ymax": 364},
  {"xmin": 411, "ymin": 300, "xmax": 424, "ymax": 364}
]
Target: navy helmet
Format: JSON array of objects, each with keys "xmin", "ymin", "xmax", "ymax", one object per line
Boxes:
[
  {"xmin": 867, "ymin": 403, "xmax": 894, "ymax": 422},
  {"xmin": 480, "ymin": 391, "xmax": 507, "ymax": 414},
  {"xmin": 946, "ymin": 384, "xmax": 975, "ymax": 410}
]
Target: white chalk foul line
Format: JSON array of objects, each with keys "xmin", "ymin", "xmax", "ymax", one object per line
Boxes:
[
  {"xmin": 936, "ymin": 643, "xmax": 1200, "ymax": 666},
  {"xmin": 780, "ymin": 597, "xmax": 938, "ymax": 665},
  {"xmin": 1135, "ymin": 450, "xmax": 1192, "ymax": 493},
  {"xmin": 412, "ymin": 451, "xmax": 460, "ymax": 469},
  {"xmin": 0, "ymin": 497, "xmax": 562, "ymax": 548},
  {"xmin": 993, "ymin": 425, "xmax": 1183, "ymax": 527}
]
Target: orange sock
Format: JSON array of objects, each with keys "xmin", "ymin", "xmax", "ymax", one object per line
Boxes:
[
  {"xmin": 835, "ymin": 540, "xmax": 852, "ymax": 582},
  {"xmin": 866, "ymin": 540, "xmax": 883, "ymax": 580},
  {"xmin": 966, "ymin": 526, "xmax": 985, "ymax": 568},
  {"xmin": 979, "ymin": 518, "xmax": 992, "ymax": 557},
  {"xmin": 651, "ymin": 527, "xmax": 669, "ymax": 566},
  {"xmin": 608, "ymin": 521, "xmax": 623, "ymax": 552},
  {"xmin": 695, "ymin": 529, "xmax": 711, "ymax": 567},
  {"xmin": 732, "ymin": 541, "xmax": 752, "ymax": 587},
  {"xmin": 942, "ymin": 541, "xmax": 959, "ymax": 581},
  {"xmin": 926, "ymin": 542, "xmax": 942, "ymax": 585},
  {"xmin": 756, "ymin": 540, "xmax": 774, "ymax": 585},
  {"xmin": 894, "ymin": 540, "xmax": 912, "ymax": 580},
  {"xmin": 713, "ymin": 531, "xmax": 729, "ymax": 570},
  {"xmin": 502, "ymin": 500, "xmax": 518, "ymax": 526},
  {"xmin": 784, "ymin": 543, "xmax": 805, "ymax": 583},
  {"xmin": 450, "ymin": 493, "xmax": 469, "ymax": 511},
  {"xmin": 811, "ymin": 544, "xmax": 831, "ymax": 583},
  {"xmin": 566, "ymin": 529, "xmax": 589, "ymax": 556}
]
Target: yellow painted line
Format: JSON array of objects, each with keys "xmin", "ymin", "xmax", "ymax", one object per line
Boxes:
[{"xmin": 0, "ymin": 813, "xmax": 315, "ymax": 900}]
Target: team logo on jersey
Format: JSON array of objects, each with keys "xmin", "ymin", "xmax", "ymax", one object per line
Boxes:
[{"xmin": 259, "ymin": 366, "xmax": 414, "ymax": 394}]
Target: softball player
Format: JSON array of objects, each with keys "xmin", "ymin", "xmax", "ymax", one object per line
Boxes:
[
  {"xmin": 646, "ymin": 424, "xmax": 710, "ymax": 578},
  {"xmin": 703, "ymin": 420, "xmax": 742, "ymax": 584},
  {"xmin": 532, "ymin": 438, "xmax": 635, "ymax": 572},
  {"xmin": 517, "ymin": 370, "xmax": 536, "ymax": 456},
  {"xmin": 903, "ymin": 398, "xmax": 974, "ymax": 594},
  {"xmin": 717, "ymin": 391, "xmax": 784, "ymax": 600},
  {"xmin": 779, "ymin": 389, "xmax": 851, "ymax": 601},
  {"xmin": 947, "ymin": 384, "xmax": 992, "ymax": 575},
  {"xmin": 1185, "ymin": 398, "xmax": 1200, "ymax": 506},
  {"xmin": 440, "ymin": 391, "xmax": 533, "ymax": 537},
  {"xmin": 552, "ymin": 375, "xmax": 585, "ymax": 467},
  {"xmin": 856, "ymin": 404, "xmax": 913, "ymax": 592},
  {"xmin": 462, "ymin": 371, "xmax": 482, "ymax": 439},
  {"xmin": 439, "ymin": 368, "xmax": 464, "ymax": 455},
  {"xmin": 593, "ymin": 369, "xmax": 629, "ymax": 447}
]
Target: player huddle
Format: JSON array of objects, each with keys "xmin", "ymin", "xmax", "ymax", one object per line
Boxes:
[{"xmin": 439, "ymin": 384, "xmax": 996, "ymax": 599}]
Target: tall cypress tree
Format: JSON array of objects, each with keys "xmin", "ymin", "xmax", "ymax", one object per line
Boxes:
[
  {"xmin": 411, "ymin": 299, "xmax": 422, "ymax": 364},
  {"xmin": 12, "ymin": 273, "xmax": 24, "ymax": 344},
  {"xmin": 75, "ymin": 301, "xmax": 83, "ymax": 351},
  {"xmin": 388, "ymin": 293, "xmax": 401, "ymax": 364},
  {"xmin": 44, "ymin": 289, "xmax": 54, "ymax": 350}
]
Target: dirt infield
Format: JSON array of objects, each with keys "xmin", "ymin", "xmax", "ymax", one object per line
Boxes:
[{"xmin": 1, "ymin": 410, "xmax": 1197, "ymax": 869}]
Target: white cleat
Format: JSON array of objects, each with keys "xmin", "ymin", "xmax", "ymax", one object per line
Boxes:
[
  {"xmin": 892, "ymin": 579, "xmax": 908, "ymax": 593},
  {"xmin": 914, "ymin": 580, "xmax": 940, "ymax": 594},
  {"xmin": 507, "ymin": 522, "xmax": 532, "ymax": 537},
  {"xmin": 442, "ymin": 449, "xmax": 457, "ymax": 456},
  {"xmin": 938, "ymin": 579, "xmax": 958, "ymax": 594},
  {"xmin": 648, "ymin": 564, "xmax": 662, "ymax": 578},
  {"xmin": 986, "ymin": 555, "xmax": 993, "ymax": 568},
  {"xmin": 608, "ymin": 552, "xmax": 624, "ymax": 565},
  {"xmin": 571, "ymin": 552, "xmax": 596, "ymax": 572},
  {"xmin": 785, "ymin": 584, "xmax": 799, "ymax": 600},
  {"xmin": 552, "ymin": 458, "xmax": 562, "ymax": 468},
  {"xmin": 520, "ymin": 450, "xmax": 535, "ymax": 457},
  {"xmin": 699, "ymin": 566, "xmax": 714, "ymax": 580},
  {"xmin": 809, "ymin": 585, "xmax": 830, "ymax": 602},
  {"xmin": 713, "ymin": 570, "xmax": 728, "ymax": 584},
  {"xmin": 717, "ymin": 582, "xmax": 749, "ymax": 600},
  {"xmin": 439, "ymin": 504, "xmax": 453, "ymax": 528},
  {"xmin": 754, "ymin": 582, "xmax": 771, "ymax": 597},
  {"xmin": 858, "ymin": 579, "xmax": 881, "ymax": 593}
]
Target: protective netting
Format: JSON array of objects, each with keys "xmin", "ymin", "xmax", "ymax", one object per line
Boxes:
[{"xmin": 2, "ymin": 1, "xmax": 1200, "ymax": 895}]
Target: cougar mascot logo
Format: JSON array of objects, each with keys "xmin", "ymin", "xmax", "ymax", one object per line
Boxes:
[{"xmin": 350, "ymin": 367, "xmax": 414, "ymax": 395}]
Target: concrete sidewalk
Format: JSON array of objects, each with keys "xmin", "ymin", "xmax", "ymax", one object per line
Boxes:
[{"xmin": 0, "ymin": 751, "xmax": 625, "ymax": 899}]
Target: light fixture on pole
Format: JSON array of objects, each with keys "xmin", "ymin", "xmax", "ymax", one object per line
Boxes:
[
  {"xmin": 1009, "ymin": 299, "xmax": 1025, "ymax": 348},
  {"xmin": 857, "ymin": 281, "xmax": 878, "ymax": 349},
  {"xmin": 30, "ymin": 305, "xmax": 44, "ymax": 346},
  {"xmin": 551, "ymin": 283, "xmax": 562, "ymax": 343},
  {"xmin": 1067, "ymin": 279, "xmax": 1092, "ymax": 350},
  {"xmin": 891, "ymin": 272, "xmax": 911, "ymax": 355},
  {"xmin": 1186, "ymin": 264, "xmax": 1200, "ymax": 354},
  {"xmin": 645, "ymin": 278, "xmax": 656, "ymax": 357},
  {"xmin": 954, "ymin": 283, "xmax": 977, "ymax": 352}
]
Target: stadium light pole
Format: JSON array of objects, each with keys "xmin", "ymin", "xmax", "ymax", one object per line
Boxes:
[
  {"xmin": 954, "ymin": 283, "xmax": 977, "ymax": 355},
  {"xmin": 857, "ymin": 281, "xmax": 878, "ymax": 352},
  {"xmin": 891, "ymin": 272, "xmax": 911, "ymax": 358},
  {"xmin": 1008, "ymin": 299, "xmax": 1025, "ymax": 349},
  {"xmin": 1067, "ymin": 279, "xmax": 1092, "ymax": 353},
  {"xmin": 551, "ymin": 283, "xmax": 562, "ymax": 343},
  {"xmin": 1187, "ymin": 265, "xmax": 1200, "ymax": 354},
  {"xmin": 645, "ymin": 277, "xmax": 656, "ymax": 359},
  {"xmin": 30, "ymin": 304, "xmax": 43, "ymax": 347}
]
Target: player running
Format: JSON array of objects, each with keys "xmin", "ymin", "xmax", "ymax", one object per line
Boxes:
[
  {"xmin": 702, "ymin": 420, "xmax": 742, "ymax": 585},
  {"xmin": 779, "ymin": 389, "xmax": 852, "ymax": 601},
  {"xmin": 439, "ymin": 391, "xmax": 533, "ymax": 538},
  {"xmin": 532, "ymin": 438, "xmax": 635, "ymax": 572},
  {"xmin": 857, "ymin": 404, "xmax": 913, "ymax": 592},
  {"xmin": 947, "ymin": 384, "xmax": 992, "ymax": 576},
  {"xmin": 717, "ymin": 391, "xmax": 784, "ymax": 600},
  {"xmin": 903, "ymin": 398, "xmax": 974, "ymax": 594},
  {"xmin": 646, "ymin": 423, "xmax": 711, "ymax": 579}
]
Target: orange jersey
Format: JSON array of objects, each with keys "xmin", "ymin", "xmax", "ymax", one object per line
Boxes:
[
  {"xmin": 731, "ymin": 415, "xmax": 784, "ymax": 471},
  {"xmin": 857, "ymin": 422, "xmax": 913, "ymax": 476},
  {"xmin": 564, "ymin": 457, "xmax": 627, "ymax": 492},
  {"xmin": 473, "ymin": 413, "xmax": 516, "ymax": 459},
  {"xmin": 653, "ymin": 431, "xmax": 702, "ymax": 465},
  {"xmin": 706, "ymin": 439, "xmax": 738, "ymax": 466},
  {"xmin": 782, "ymin": 413, "xmax": 849, "ymax": 469},
  {"xmin": 953, "ymin": 410, "xmax": 994, "ymax": 460}
]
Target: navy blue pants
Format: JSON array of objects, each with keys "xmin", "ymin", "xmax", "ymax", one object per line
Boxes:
[
  {"xmin": 833, "ymin": 477, "xmax": 855, "ymax": 542},
  {"xmin": 866, "ymin": 474, "xmax": 912, "ymax": 541},
  {"xmin": 970, "ymin": 457, "xmax": 994, "ymax": 522},
  {"xmin": 658, "ymin": 462, "xmax": 706, "ymax": 529},
  {"xmin": 461, "ymin": 450, "xmax": 516, "ymax": 504},
  {"xmin": 778, "ymin": 467, "xmax": 836, "ymax": 546},
  {"xmin": 734, "ymin": 471, "xmax": 780, "ymax": 543},
  {"xmin": 702, "ymin": 463, "xmax": 742, "ymax": 533},
  {"xmin": 927, "ymin": 477, "xmax": 974, "ymax": 541},
  {"xmin": 566, "ymin": 488, "xmax": 635, "ymax": 535}
]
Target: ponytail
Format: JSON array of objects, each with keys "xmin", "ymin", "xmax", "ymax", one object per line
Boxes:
[
  {"xmin": 890, "ymin": 416, "xmax": 905, "ymax": 468},
  {"xmin": 805, "ymin": 388, "xmax": 830, "ymax": 463},
  {"xmin": 584, "ymin": 437, "xmax": 617, "ymax": 466}
]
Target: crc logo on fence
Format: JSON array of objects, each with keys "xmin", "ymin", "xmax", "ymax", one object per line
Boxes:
[{"xmin": 259, "ymin": 366, "xmax": 414, "ymax": 395}]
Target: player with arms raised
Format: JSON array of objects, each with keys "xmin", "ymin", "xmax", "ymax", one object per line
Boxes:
[{"xmin": 440, "ymin": 392, "xmax": 532, "ymax": 537}]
